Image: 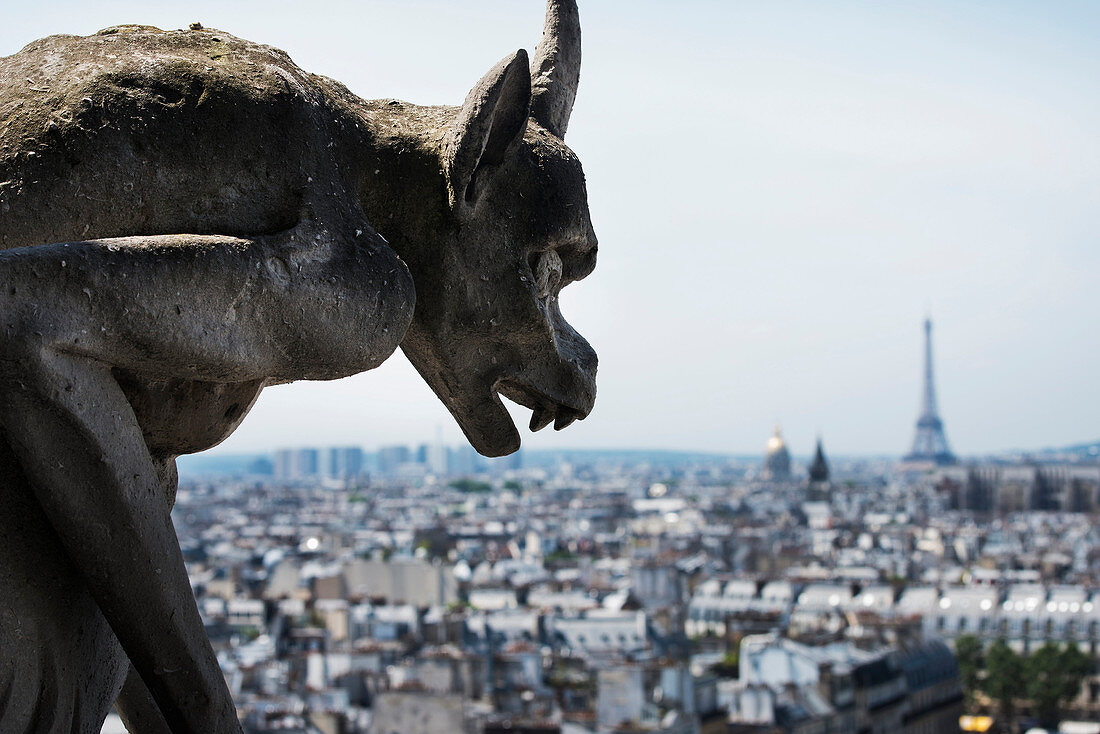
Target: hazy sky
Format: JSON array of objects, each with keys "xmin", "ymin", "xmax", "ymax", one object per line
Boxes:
[{"xmin": 4, "ymin": 1, "xmax": 1097, "ymax": 456}]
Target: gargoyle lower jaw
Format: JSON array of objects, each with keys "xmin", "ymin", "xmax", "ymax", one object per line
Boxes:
[
  {"xmin": 447, "ymin": 378, "xmax": 589, "ymax": 458},
  {"xmin": 448, "ymin": 388, "xmax": 522, "ymax": 458},
  {"xmin": 496, "ymin": 375, "xmax": 593, "ymax": 434}
]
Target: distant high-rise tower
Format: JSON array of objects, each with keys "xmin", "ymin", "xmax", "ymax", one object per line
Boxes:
[
  {"xmin": 905, "ymin": 317, "xmax": 956, "ymax": 465},
  {"xmin": 327, "ymin": 446, "xmax": 364, "ymax": 480}
]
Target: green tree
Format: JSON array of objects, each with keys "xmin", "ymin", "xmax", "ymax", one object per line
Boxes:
[
  {"xmin": 721, "ymin": 647, "xmax": 739, "ymax": 671},
  {"xmin": 449, "ymin": 478, "xmax": 491, "ymax": 494},
  {"xmin": 985, "ymin": 639, "xmax": 1023, "ymax": 727},
  {"xmin": 707, "ymin": 645, "xmax": 740, "ymax": 678},
  {"xmin": 1026, "ymin": 642, "xmax": 1063, "ymax": 726},
  {"xmin": 544, "ymin": 547, "xmax": 576, "ymax": 564},
  {"xmin": 954, "ymin": 634, "xmax": 984, "ymax": 706},
  {"xmin": 1025, "ymin": 642, "xmax": 1092, "ymax": 727},
  {"xmin": 1057, "ymin": 644, "xmax": 1092, "ymax": 709}
]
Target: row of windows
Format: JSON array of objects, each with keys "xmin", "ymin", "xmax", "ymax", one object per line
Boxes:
[{"xmin": 934, "ymin": 616, "xmax": 1100, "ymax": 637}]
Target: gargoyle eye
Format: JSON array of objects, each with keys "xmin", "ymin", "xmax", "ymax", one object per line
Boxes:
[{"xmin": 529, "ymin": 249, "xmax": 563, "ymax": 300}]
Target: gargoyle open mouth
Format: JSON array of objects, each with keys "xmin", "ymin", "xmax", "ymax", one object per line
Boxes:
[{"xmin": 496, "ymin": 376, "xmax": 590, "ymax": 433}]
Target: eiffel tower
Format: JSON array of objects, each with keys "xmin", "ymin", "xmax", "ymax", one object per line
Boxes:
[{"xmin": 904, "ymin": 317, "xmax": 956, "ymax": 464}]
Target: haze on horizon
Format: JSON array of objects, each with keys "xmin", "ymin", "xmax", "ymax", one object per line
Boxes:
[{"xmin": 4, "ymin": 1, "xmax": 1096, "ymax": 457}]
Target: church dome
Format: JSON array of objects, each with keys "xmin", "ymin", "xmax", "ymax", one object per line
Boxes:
[{"xmin": 763, "ymin": 426, "xmax": 791, "ymax": 481}]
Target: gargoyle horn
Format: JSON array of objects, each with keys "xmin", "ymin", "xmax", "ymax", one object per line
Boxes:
[{"xmin": 530, "ymin": 0, "xmax": 580, "ymax": 138}]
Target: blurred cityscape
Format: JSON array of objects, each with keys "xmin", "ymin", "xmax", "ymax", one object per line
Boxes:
[
  {"xmin": 95, "ymin": 428, "xmax": 1100, "ymax": 734},
  {"xmin": 98, "ymin": 321, "xmax": 1100, "ymax": 734}
]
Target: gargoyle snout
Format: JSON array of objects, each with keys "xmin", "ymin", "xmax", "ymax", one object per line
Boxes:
[{"xmin": 552, "ymin": 313, "xmax": 597, "ymax": 416}]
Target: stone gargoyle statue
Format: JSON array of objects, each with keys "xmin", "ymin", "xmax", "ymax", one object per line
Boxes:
[{"xmin": 0, "ymin": 1, "xmax": 596, "ymax": 731}]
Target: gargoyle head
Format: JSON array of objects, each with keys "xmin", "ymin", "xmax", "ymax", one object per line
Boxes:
[{"xmin": 363, "ymin": 0, "xmax": 596, "ymax": 457}]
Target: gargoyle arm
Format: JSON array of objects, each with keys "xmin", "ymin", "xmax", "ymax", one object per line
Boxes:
[
  {"xmin": 116, "ymin": 666, "xmax": 172, "ymax": 734},
  {"xmin": 0, "ymin": 349, "xmax": 241, "ymax": 733}
]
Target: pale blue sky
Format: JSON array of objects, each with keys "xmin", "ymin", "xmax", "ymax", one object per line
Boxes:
[{"xmin": 3, "ymin": 1, "xmax": 1097, "ymax": 456}]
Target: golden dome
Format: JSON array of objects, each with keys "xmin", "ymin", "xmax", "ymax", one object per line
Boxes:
[
  {"xmin": 763, "ymin": 425, "xmax": 791, "ymax": 480},
  {"xmin": 766, "ymin": 425, "xmax": 788, "ymax": 452}
]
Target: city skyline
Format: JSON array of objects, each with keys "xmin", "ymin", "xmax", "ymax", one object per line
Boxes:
[
  {"xmin": 4, "ymin": 1, "xmax": 1097, "ymax": 456},
  {"xmin": 158, "ymin": 433, "xmax": 1100, "ymax": 732}
]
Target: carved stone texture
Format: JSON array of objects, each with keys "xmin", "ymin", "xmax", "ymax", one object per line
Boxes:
[{"xmin": 0, "ymin": 2, "xmax": 596, "ymax": 731}]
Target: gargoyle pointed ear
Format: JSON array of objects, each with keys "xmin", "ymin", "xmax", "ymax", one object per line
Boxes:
[{"xmin": 445, "ymin": 49, "xmax": 531, "ymax": 213}]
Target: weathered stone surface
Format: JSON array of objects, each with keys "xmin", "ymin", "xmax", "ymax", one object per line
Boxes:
[{"xmin": 0, "ymin": 1, "xmax": 595, "ymax": 731}]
